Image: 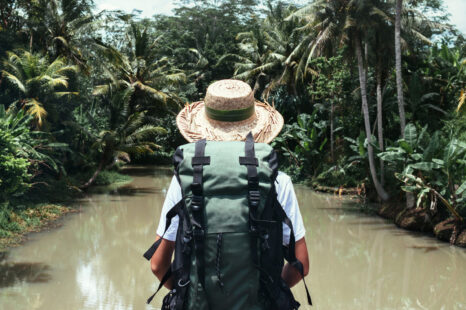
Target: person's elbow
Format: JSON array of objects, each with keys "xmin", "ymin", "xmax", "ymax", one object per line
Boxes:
[
  {"xmin": 295, "ymin": 237, "xmax": 309, "ymax": 277},
  {"xmin": 302, "ymin": 259, "xmax": 309, "ymax": 277},
  {"xmin": 150, "ymin": 256, "xmax": 166, "ymax": 278},
  {"xmin": 149, "ymin": 237, "xmax": 175, "ymax": 279}
]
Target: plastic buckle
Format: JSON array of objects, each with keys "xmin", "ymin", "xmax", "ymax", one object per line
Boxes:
[
  {"xmin": 248, "ymin": 190, "xmax": 260, "ymax": 207},
  {"xmin": 183, "ymin": 230, "xmax": 192, "ymax": 244},
  {"xmin": 191, "ymin": 195, "xmax": 203, "ymax": 211},
  {"xmin": 191, "ymin": 182, "xmax": 202, "ymax": 194}
]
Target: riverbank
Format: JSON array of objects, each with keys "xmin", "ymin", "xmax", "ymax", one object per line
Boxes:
[
  {"xmin": 308, "ymin": 181, "xmax": 466, "ymax": 248},
  {"xmin": 0, "ymin": 204, "xmax": 76, "ymax": 250},
  {"xmin": 378, "ymin": 202, "xmax": 466, "ymax": 248},
  {"xmin": 0, "ymin": 170, "xmax": 133, "ymax": 250}
]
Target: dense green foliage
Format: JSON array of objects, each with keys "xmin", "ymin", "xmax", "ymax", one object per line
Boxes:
[{"xmin": 0, "ymin": 0, "xmax": 465, "ymax": 234}]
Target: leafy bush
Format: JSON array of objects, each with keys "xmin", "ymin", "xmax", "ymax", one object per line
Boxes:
[
  {"xmin": 0, "ymin": 110, "xmax": 31, "ymax": 202},
  {"xmin": 379, "ymin": 122, "xmax": 466, "ymax": 218},
  {"xmin": 272, "ymin": 108, "xmax": 328, "ymax": 180},
  {"xmin": 0, "ymin": 152, "xmax": 30, "ymax": 201}
]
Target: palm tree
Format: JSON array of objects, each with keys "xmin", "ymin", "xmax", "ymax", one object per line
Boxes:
[
  {"xmin": 19, "ymin": 0, "xmax": 95, "ymax": 70},
  {"xmin": 225, "ymin": 2, "xmax": 309, "ymax": 100},
  {"xmin": 94, "ymin": 23, "xmax": 186, "ymax": 115},
  {"xmin": 395, "ymin": 0, "xmax": 406, "ymax": 136},
  {"xmin": 47, "ymin": 0, "xmax": 96, "ymax": 70},
  {"xmin": 1, "ymin": 50, "xmax": 78, "ymax": 127},
  {"xmin": 288, "ymin": 0, "xmax": 390, "ymax": 200},
  {"xmin": 218, "ymin": 27, "xmax": 269, "ymax": 95},
  {"xmin": 79, "ymin": 87, "xmax": 167, "ymax": 189},
  {"xmin": 372, "ymin": 14, "xmax": 395, "ymax": 186}
]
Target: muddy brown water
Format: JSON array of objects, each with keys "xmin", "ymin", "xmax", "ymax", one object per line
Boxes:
[{"xmin": 1, "ymin": 166, "xmax": 465, "ymax": 310}]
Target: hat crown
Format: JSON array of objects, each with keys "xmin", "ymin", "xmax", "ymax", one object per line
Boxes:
[{"xmin": 204, "ymin": 79, "xmax": 254, "ymax": 111}]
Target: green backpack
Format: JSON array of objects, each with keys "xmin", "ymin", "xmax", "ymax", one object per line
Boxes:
[{"xmin": 144, "ymin": 133, "xmax": 311, "ymax": 310}]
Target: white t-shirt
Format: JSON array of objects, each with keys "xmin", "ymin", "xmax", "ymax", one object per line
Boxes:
[{"xmin": 157, "ymin": 171, "xmax": 305, "ymax": 245}]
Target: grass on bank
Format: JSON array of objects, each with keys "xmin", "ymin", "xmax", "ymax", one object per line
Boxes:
[
  {"xmin": 0, "ymin": 203, "xmax": 73, "ymax": 249},
  {"xmin": 0, "ymin": 169, "xmax": 132, "ymax": 249}
]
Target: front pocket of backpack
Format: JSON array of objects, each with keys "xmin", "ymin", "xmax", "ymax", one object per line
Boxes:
[{"xmin": 203, "ymin": 232, "xmax": 262, "ymax": 310}]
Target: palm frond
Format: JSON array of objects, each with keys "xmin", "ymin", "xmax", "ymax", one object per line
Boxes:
[
  {"xmin": 25, "ymin": 98, "xmax": 47, "ymax": 126},
  {"xmin": 126, "ymin": 125, "xmax": 167, "ymax": 143},
  {"xmin": 458, "ymin": 89, "xmax": 466, "ymax": 113},
  {"xmin": 2, "ymin": 70, "xmax": 26, "ymax": 93},
  {"xmin": 53, "ymin": 36, "xmax": 69, "ymax": 47}
]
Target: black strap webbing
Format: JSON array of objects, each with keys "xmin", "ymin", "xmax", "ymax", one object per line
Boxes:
[
  {"xmin": 277, "ymin": 206, "xmax": 312, "ymax": 306},
  {"xmin": 240, "ymin": 132, "xmax": 260, "ymax": 210},
  {"xmin": 191, "ymin": 139, "xmax": 209, "ymax": 287},
  {"xmin": 146, "ymin": 266, "xmax": 172, "ymax": 304},
  {"xmin": 143, "ymin": 201, "xmax": 181, "ymax": 261},
  {"xmin": 240, "ymin": 132, "xmax": 261, "ymax": 266}
]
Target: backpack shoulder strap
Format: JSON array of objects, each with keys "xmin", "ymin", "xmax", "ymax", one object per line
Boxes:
[
  {"xmin": 276, "ymin": 206, "xmax": 313, "ymax": 306},
  {"xmin": 143, "ymin": 200, "xmax": 183, "ymax": 260},
  {"xmin": 190, "ymin": 138, "xmax": 210, "ymax": 288},
  {"xmin": 239, "ymin": 132, "xmax": 261, "ymax": 266}
]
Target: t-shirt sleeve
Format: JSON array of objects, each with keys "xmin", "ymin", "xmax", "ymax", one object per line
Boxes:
[
  {"xmin": 276, "ymin": 172, "xmax": 306, "ymax": 245},
  {"xmin": 156, "ymin": 175, "xmax": 182, "ymax": 241}
]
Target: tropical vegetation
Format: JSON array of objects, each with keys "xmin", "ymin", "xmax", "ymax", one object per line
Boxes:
[{"xmin": 0, "ymin": 0, "xmax": 465, "ymax": 246}]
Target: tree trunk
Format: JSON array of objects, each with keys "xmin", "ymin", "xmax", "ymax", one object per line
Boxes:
[
  {"xmin": 29, "ymin": 31, "xmax": 33, "ymax": 52},
  {"xmin": 80, "ymin": 156, "xmax": 105, "ymax": 190},
  {"xmin": 330, "ymin": 100, "xmax": 334, "ymax": 162},
  {"xmin": 364, "ymin": 41, "xmax": 369, "ymax": 82},
  {"xmin": 355, "ymin": 35, "xmax": 389, "ymax": 201},
  {"xmin": 376, "ymin": 61, "xmax": 385, "ymax": 186},
  {"xmin": 395, "ymin": 0, "xmax": 406, "ymax": 136}
]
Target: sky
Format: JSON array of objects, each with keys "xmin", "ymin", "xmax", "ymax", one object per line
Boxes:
[{"xmin": 95, "ymin": 0, "xmax": 466, "ymax": 34}]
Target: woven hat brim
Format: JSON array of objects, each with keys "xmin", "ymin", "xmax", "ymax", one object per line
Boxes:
[{"xmin": 176, "ymin": 101, "xmax": 284, "ymax": 143}]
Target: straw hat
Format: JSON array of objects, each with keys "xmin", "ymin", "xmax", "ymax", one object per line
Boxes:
[{"xmin": 176, "ymin": 79, "xmax": 284, "ymax": 143}]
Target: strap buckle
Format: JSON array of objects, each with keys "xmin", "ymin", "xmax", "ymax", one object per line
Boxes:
[
  {"xmin": 183, "ymin": 230, "xmax": 192, "ymax": 244},
  {"xmin": 248, "ymin": 190, "xmax": 260, "ymax": 207},
  {"xmin": 191, "ymin": 194, "xmax": 203, "ymax": 211}
]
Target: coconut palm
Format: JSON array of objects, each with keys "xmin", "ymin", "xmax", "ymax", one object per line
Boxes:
[
  {"xmin": 371, "ymin": 14, "xmax": 395, "ymax": 186},
  {"xmin": 1, "ymin": 50, "xmax": 78, "ymax": 127},
  {"xmin": 395, "ymin": 0, "xmax": 406, "ymax": 135},
  {"xmin": 46, "ymin": 0, "xmax": 96, "ymax": 70},
  {"xmin": 79, "ymin": 87, "xmax": 167, "ymax": 189},
  {"xmin": 18, "ymin": 0, "xmax": 95, "ymax": 69},
  {"xmin": 94, "ymin": 23, "xmax": 186, "ymax": 115},
  {"xmin": 287, "ymin": 0, "xmax": 390, "ymax": 200},
  {"xmin": 225, "ymin": 2, "xmax": 309, "ymax": 99},
  {"xmin": 217, "ymin": 27, "xmax": 269, "ymax": 94}
]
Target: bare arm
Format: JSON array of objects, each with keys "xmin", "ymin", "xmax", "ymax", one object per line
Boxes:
[
  {"xmin": 281, "ymin": 237, "xmax": 309, "ymax": 288},
  {"xmin": 150, "ymin": 235, "xmax": 175, "ymax": 289}
]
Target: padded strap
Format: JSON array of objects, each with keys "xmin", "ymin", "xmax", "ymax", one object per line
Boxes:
[
  {"xmin": 191, "ymin": 139, "xmax": 209, "ymax": 287},
  {"xmin": 277, "ymin": 207, "xmax": 312, "ymax": 306},
  {"xmin": 143, "ymin": 202, "xmax": 182, "ymax": 261}
]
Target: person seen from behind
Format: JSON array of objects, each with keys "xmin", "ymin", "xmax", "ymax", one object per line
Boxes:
[{"xmin": 144, "ymin": 79, "xmax": 312, "ymax": 309}]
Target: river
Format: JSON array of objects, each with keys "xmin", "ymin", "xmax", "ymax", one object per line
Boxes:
[{"xmin": 0, "ymin": 166, "xmax": 465, "ymax": 310}]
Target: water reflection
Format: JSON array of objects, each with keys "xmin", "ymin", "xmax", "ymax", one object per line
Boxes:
[
  {"xmin": 0, "ymin": 262, "xmax": 51, "ymax": 288},
  {"xmin": 293, "ymin": 185, "xmax": 466, "ymax": 310},
  {"xmin": 0, "ymin": 167, "xmax": 464, "ymax": 310}
]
